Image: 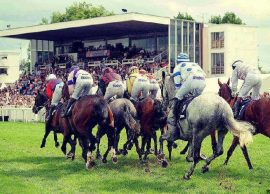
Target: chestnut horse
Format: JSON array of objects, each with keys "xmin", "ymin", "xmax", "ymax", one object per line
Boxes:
[
  {"xmin": 218, "ymin": 78, "xmax": 270, "ymax": 169},
  {"xmin": 136, "ymin": 97, "xmax": 167, "ymax": 162},
  {"xmin": 61, "ymin": 83, "xmax": 116, "ymax": 168}
]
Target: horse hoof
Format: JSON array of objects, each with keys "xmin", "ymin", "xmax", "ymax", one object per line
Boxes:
[
  {"xmin": 186, "ymin": 156, "xmax": 193, "ymax": 162},
  {"xmin": 102, "ymin": 158, "xmax": 107, "ymax": 163},
  {"xmin": 145, "ymin": 167, "xmax": 150, "ymax": 173},
  {"xmin": 201, "ymin": 166, "xmax": 209, "ymax": 173},
  {"xmin": 121, "ymin": 150, "xmax": 128, "ymax": 156},
  {"xmin": 116, "ymin": 150, "xmax": 121, "ymax": 155},
  {"xmin": 40, "ymin": 144, "xmax": 45, "ymax": 148},
  {"xmin": 180, "ymin": 150, "xmax": 186, "ymax": 155},
  {"xmin": 112, "ymin": 157, "xmax": 118, "ymax": 164},
  {"xmin": 183, "ymin": 174, "xmax": 190, "ymax": 180},
  {"xmin": 66, "ymin": 152, "xmax": 74, "ymax": 159},
  {"xmin": 223, "ymin": 161, "xmax": 228, "ymax": 166},
  {"xmin": 55, "ymin": 142, "xmax": 60, "ymax": 148},
  {"xmin": 161, "ymin": 160, "xmax": 168, "ymax": 168}
]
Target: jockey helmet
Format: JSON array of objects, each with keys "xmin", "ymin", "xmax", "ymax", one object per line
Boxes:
[
  {"xmin": 232, "ymin": 60, "xmax": 243, "ymax": 70},
  {"xmin": 46, "ymin": 74, "xmax": 57, "ymax": 81},
  {"xmin": 69, "ymin": 65, "xmax": 79, "ymax": 73},
  {"xmin": 177, "ymin": 53, "xmax": 190, "ymax": 64},
  {"xmin": 128, "ymin": 66, "xmax": 139, "ymax": 75}
]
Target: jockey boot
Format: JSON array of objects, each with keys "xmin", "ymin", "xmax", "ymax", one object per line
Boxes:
[
  {"xmin": 63, "ymin": 98, "xmax": 76, "ymax": 117},
  {"xmin": 233, "ymin": 97, "xmax": 242, "ymax": 119},
  {"xmin": 46, "ymin": 105, "xmax": 55, "ymax": 122}
]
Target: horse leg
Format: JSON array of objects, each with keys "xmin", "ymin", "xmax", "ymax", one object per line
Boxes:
[
  {"xmin": 241, "ymin": 145, "xmax": 253, "ymax": 170},
  {"xmin": 183, "ymin": 131, "xmax": 203, "ymax": 180},
  {"xmin": 202, "ymin": 129, "xmax": 228, "ymax": 173},
  {"xmin": 167, "ymin": 141, "xmax": 173, "ymax": 161},
  {"xmin": 141, "ymin": 136, "xmax": 147, "ymax": 155},
  {"xmin": 81, "ymin": 135, "xmax": 95, "ymax": 169},
  {"xmin": 103, "ymin": 132, "xmax": 118, "ymax": 164},
  {"xmin": 66, "ymin": 136, "xmax": 76, "ymax": 160},
  {"xmin": 96, "ymin": 126, "xmax": 105, "ymax": 160},
  {"xmin": 40, "ymin": 125, "xmax": 51, "ymax": 148},
  {"xmin": 210, "ymin": 132, "xmax": 217, "ymax": 154},
  {"xmin": 114, "ymin": 129, "xmax": 121, "ymax": 155},
  {"xmin": 61, "ymin": 134, "xmax": 69, "ymax": 155},
  {"xmin": 152, "ymin": 132, "xmax": 158, "ymax": 156},
  {"xmin": 224, "ymin": 136, "xmax": 238, "ymax": 166},
  {"xmin": 53, "ymin": 132, "xmax": 60, "ymax": 148},
  {"xmin": 133, "ymin": 137, "xmax": 142, "ymax": 160},
  {"xmin": 180, "ymin": 141, "xmax": 190, "ymax": 155},
  {"xmin": 143, "ymin": 136, "xmax": 151, "ymax": 162}
]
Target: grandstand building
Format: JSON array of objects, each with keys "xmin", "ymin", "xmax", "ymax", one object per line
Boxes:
[
  {"xmin": 0, "ymin": 52, "xmax": 20, "ymax": 84},
  {"xmin": 0, "ymin": 13, "xmax": 258, "ymax": 77}
]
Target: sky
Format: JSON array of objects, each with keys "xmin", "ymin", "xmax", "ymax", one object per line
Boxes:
[{"xmin": 0, "ymin": 0, "xmax": 269, "ymax": 69}]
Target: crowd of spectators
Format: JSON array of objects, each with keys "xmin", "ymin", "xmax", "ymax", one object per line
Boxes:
[{"xmin": 0, "ymin": 45, "xmax": 168, "ymax": 108}]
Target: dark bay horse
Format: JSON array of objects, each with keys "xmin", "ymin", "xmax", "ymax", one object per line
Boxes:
[
  {"xmin": 218, "ymin": 78, "xmax": 270, "ymax": 169},
  {"xmin": 62, "ymin": 83, "xmax": 116, "ymax": 168},
  {"xmin": 32, "ymin": 91, "xmax": 76, "ymax": 159},
  {"xmin": 136, "ymin": 97, "xmax": 167, "ymax": 162}
]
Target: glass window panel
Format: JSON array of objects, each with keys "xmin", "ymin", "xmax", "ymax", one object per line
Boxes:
[
  {"xmin": 170, "ymin": 19, "xmax": 176, "ymax": 68},
  {"xmin": 183, "ymin": 22, "xmax": 188, "ymax": 53},
  {"xmin": 176, "ymin": 20, "xmax": 182, "ymax": 55}
]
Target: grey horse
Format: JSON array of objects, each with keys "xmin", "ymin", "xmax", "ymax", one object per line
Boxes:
[
  {"xmin": 160, "ymin": 75, "xmax": 254, "ymax": 180},
  {"xmin": 109, "ymin": 98, "xmax": 142, "ymax": 160}
]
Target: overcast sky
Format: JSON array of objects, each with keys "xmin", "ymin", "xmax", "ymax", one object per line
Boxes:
[{"xmin": 0, "ymin": 0, "xmax": 269, "ymax": 68}]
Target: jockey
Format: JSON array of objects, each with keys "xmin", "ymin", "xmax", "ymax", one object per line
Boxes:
[
  {"xmin": 130, "ymin": 68, "xmax": 150, "ymax": 102},
  {"xmin": 168, "ymin": 53, "xmax": 206, "ymax": 131},
  {"xmin": 231, "ymin": 60, "xmax": 262, "ymax": 118},
  {"xmin": 102, "ymin": 67, "xmax": 125, "ymax": 101},
  {"xmin": 126, "ymin": 66, "xmax": 140, "ymax": 96},
  {"xmin": 45, "ymin": 74, "xmax": 63, "ymax": 122},
  {"xmin": 147, "ymin": 73, "xmax": 160, "ymax": 100},
  {"xmin": 62, "ymin": 65, "xmax": 94, "ymax": 117}
]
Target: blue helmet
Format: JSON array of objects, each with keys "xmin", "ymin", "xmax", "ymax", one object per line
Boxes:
[
  {"xmin": 69, "ymin": 65, "xmax": 79, "ymax": 73},
  {"xmin": 177, "ymin": 53, "xmax": 190, "ymax": 64}
]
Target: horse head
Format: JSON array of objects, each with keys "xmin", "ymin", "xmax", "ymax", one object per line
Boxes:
[
  {"xmin": 123, "ymin": 104, "xmax": 141, "ymax": 135},
  {"xmin": 218, "ymin": 78, "xmax": 234, "ymax": 104},
  {"xmin": 32, "ymin": 91, "xmax": 48, "ymax": 114}
]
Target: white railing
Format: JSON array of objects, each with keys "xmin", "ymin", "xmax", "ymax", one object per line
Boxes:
[
  {"xmin": 58, "ymin": 63, "xmax": 66, "ymax": 69},
  {"xmin": 105, "ymin": 60, "xmax": 119, "ymax": 66},
  {"xmin": 122, "ymin": 58, "xmax": 138, "ymax": 65},
  {"xmin": 88, "ymin": 61, "xmax": 101, "ymax": 67},
  {"xmin": 0, "ymin": 107, "xmax": 45, "ymax": 122}
]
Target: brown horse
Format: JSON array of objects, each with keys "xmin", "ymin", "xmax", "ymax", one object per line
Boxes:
[
  {"xmin": 32, "ymin": 91, "xmax": 76, "ymax": 159},
  {"xmin": 136, "ymin": 97, "xmax": 167, "ymax": 162},
  {"xmin": 62, "ymin": 83, "xmax": 116, "ymax": 168},
  {"xmin": 218, "ymin": 78, "xmax": 270, "ymax": 169}
]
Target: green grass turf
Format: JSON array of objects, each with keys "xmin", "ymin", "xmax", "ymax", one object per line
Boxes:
[{"xmin": 0, "ymin": 122, "xmax": 269, "ymax": 194}]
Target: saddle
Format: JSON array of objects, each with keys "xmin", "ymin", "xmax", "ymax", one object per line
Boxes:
[
  {"xmin": 238, "ymin": 98, "xmax": 252, "ymax": 120},
  {"xmin": 177, "ymin": 95, "xmax": 196, "ymax": 120}
]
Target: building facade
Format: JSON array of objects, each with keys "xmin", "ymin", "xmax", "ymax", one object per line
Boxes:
[
  {"xmin": 203, "ymin": 24, "xmax": 258, "ymax": 77},
  {"xmin": 0, "ymin": 52, "xmax": 20, "ymax": 84}
]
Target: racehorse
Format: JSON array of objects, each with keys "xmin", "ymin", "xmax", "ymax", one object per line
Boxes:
[
  {"xmin": 107, "ymin": 98, "xmax": 141, "ymax": 160},
  {"xmin": 160, "ymin": 75, "xmax": 254, "ymax": 180},
  {"xmin": 218, "ymin": 78, "xmax": 270, "ymax": 169},
  {"xmin": 62, "ymin": 83, "xmax": 117, "ymax": 168},
  {"xmin": 32, "ymin": 91, "xmax": 76, "ymax": 159},
  {"xmin": 136, "ymin": 97, "xmax": 167, "ymax": 162},
  {"xmin": 161, "ymin": 74, "xmax": 217, "ymax": 161}
]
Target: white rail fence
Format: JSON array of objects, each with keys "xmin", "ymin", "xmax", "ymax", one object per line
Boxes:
[{"xmin": 0, "ymin": 107, "xmax": 45, "ymax": 122}]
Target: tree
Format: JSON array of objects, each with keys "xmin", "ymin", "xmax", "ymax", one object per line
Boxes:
[
  {"xmin": 40, "ymin": 1, "xmax": 114, "ymax": 24},
  {"xmin": 40, "ymin": 17, "xmax": 49, "ymax": 25},
  {"xmin": 209, "ymin": 15, "xmax": 222, "ymax": 24},
  {"xmin": 174, "ymin": 12, "xmax": 194, "ymax": 21},
  {"xmin": 209, "ymin": 12, "xmax": 244, "ymax": 25}
]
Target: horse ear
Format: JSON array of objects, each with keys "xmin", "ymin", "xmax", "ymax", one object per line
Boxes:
[
  {"xmin": 227, "ymin": 78, "xmax": 230, "ymax": 86},
  {"xmin": 218, "ymin": 78, "xmax": 222, "ymax": 87}
]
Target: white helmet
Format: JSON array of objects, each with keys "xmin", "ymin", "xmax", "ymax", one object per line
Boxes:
[{"xmin": 46, "ymin": 74, "xmax": 57, "ymax": 81}]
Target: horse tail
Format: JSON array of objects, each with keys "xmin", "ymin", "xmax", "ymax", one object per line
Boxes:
[
  {"xmin": 107, "ymin": 105, "xmax": 114, "ymax": 128},
  {"xmin": 224, "ymin": 115, "xmax": 254, "ymax": 147}
]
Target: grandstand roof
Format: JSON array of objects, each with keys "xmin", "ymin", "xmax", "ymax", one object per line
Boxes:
[{"xmin": 0, "ymin": 13, "xmax": 169, "ymax": 41}]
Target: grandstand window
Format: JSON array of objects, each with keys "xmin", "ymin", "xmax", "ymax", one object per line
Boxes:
[
  {"xmin": 157, "ymin": 36, "xmax": 168, "ymax": 51},
  {"xmin": 131, "ymin": 37, "xmax": 155, "ymax": 52},
  {"xmin": 183, "ymin": 21, "xmax": 188, "ymax": 53},
  {"xmin": 0, "ymin": 68, "xmax": 8, "ymax": 75},
  {"xmin": 211, "ymin": 53, "xmax": 224, "ymax": 74},
  {"xmin": 211, "ymin": 32, "xmax": 224, "ymax": 49},
  {"xmin": 107, "ymin": 38, "xmax": 129, "ymax": 47},
  {"xmin": 189, "ymin": 22, "xmax": 194, "ymax": 62}
]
